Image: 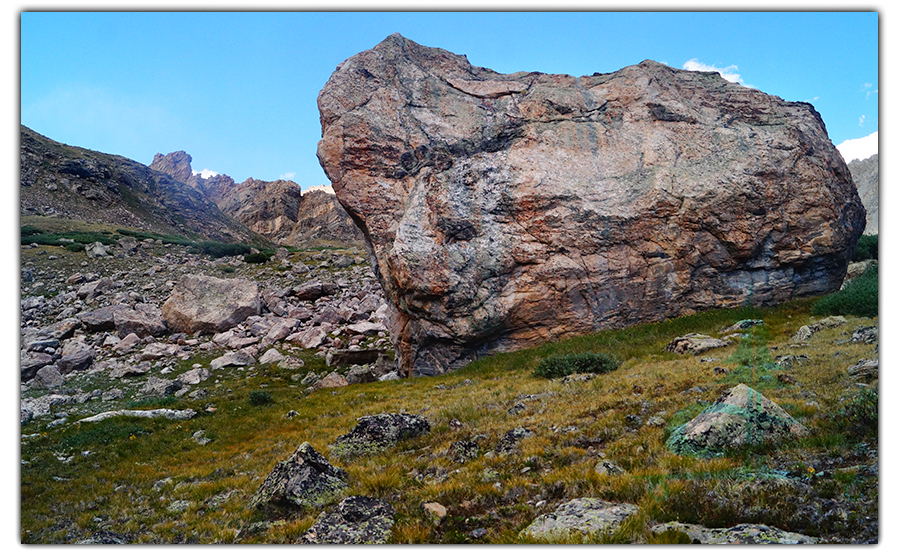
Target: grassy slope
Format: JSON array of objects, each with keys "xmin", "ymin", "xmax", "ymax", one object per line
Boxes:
[{"xmin": 20, "ymin": 292, "xmax": 878, "ymax": 543}]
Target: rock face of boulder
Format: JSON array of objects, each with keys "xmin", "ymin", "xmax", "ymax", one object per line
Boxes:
[
  {"xmin": 161, "ymin": 274, "xmax": 261, "ymax": 334},
  {"xmin": 317, "ymin": 34, "xmax": 865, "ymax": 377}
]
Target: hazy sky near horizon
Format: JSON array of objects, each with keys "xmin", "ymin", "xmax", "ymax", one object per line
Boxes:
[{"xmin": 21, "ymin": 10, "xmax": 879, "ymax": 187}]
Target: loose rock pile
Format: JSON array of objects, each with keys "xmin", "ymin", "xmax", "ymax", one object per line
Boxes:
[{"xmin": 20, "ymin": 241, "xmax": 398, "ymax": 425}]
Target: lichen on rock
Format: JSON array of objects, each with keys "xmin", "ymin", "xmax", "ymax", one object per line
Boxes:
[
  {"xmin": 249, "ymin": 442, "xmax": 348, "ymax": 510},
  {"xmin": 666, "ymin": 383, "xmax": 808, "ymax": 456}
]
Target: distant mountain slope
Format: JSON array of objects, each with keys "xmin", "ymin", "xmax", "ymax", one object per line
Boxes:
[
  {"xmin": 20, "ymin": 126, "xmax": 269, "ymax": 245},
  {"xmin": 848, "ymin": 154, "xmax": 878, "ymax": 235},
  {"xmin": 151, "ymin": 151, "xmax": 364, "ymax": 248},
  {"xmin": 282, "ymin": 189, "xmax": 366, "ymax": 248}
]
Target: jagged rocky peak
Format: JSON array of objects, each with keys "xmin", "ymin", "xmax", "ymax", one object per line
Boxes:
[
  {"xmin": 149, "ymin": 150, "xmax": 363, "ymax": 248},
  {"xmin": 317, "ymin": 34, "xmax": 865, "ymax": 377}
]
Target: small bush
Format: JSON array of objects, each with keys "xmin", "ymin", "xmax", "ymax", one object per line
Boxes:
[
  {"xmin": 249, "ymin": 391, "xmax": 273, "ymax": 406},
  {"xmin": 21, "ymin": 225, "xmax": 44, "ymax": 237},
  {"xmin": 812, "ymin": 264, "xmax": 878, "ymax": 317},
  {"xmin": 244, "ymin": 252, "xmax": 271, "ymax": 264},
  {"xmin": 852, "ymin": 234, "xmax": 878, "ymax": 262},
  {"xmin": 832, "ymin": 388, "xmax": 878, "ymax": 438},
  {"xmin": 533, "ymin": 351, "xmax": 620, "ymax": 379},
  {"xmin": 219, "ymin": 266, "xmax": 236, "ymax": 274},
  {"xmin": 64, "ymin": 242, "xmax": 86, "ymax": 252},
  {"xmin": 197, "ymin": 241, "xmax": 252, "ymax": 258}
]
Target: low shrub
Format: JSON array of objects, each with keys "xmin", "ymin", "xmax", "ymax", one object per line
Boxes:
[
  {"xmin": 533, "ymin": 351, "xmax": 620, "ymax": 379},
  {"xmin": 243, "ymin": 252, "xmax": 271, "ymax": 264},
  {"xmin": 63, "ymin": 242, "xmax": 86, "ymax": 252},
  {"xmin": 197, "ymin": 241, "xmax": 252, "ymax": 258},
  {"xmin": 852, "ymin": 234, "xmax": 878, "ymax": 262},
  {"xmin": 832, "ymin": 388, "xmax": 878, "ymax": 438},
  {"xmin": 811, "ymin": 264, "xmax": 877, "ymax": 317},
  {"xmin": 249, "ymin": 391, "xmax": 273, "ymax": 406}
]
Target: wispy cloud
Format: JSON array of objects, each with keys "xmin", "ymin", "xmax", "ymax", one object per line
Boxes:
[
  {"xmin": 193, "ymin": 169, "xmax": 219, "ymax": 179},
  {"xmin": 836, "ymin": 131, "xmax": 878, "ymax": 163},
  {"xmin": 682, "ymin": 58, "xmax": 746, "ymax": 86},
  {"xmin": 279, "ymin": 172, "xmax": 296, "ymax": 181},
  {"xmin": 859, "ymin": 115, "xmax": 867, "ymax": 127},
  {"xmin": 861, "ymin": 82, "xmax": 878, "ymax": 100}
]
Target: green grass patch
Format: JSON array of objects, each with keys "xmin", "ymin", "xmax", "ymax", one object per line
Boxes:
[
  {"xmin": 852, "ymin": 234, "xmax": 878, "ymax": 262},
  {"xmin": 533, "ymin": 351, "xmax": 620, "ymax": 379},
  {"xmin": 812, "ymin": 264, "xmax": 878, "ymax": 318}
]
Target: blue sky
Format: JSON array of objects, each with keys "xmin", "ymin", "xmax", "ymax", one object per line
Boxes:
[{"xmin": 21, "ymin": 9, "xmax": 879, "ymax": 188}]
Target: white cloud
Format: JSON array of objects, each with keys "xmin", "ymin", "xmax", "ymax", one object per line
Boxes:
[
  {"xmin": 193, "ymin": 169, "xmax": 219, "ymax": 179},
  {"xmin": 858, "ymin": 115, "xmax": 866, "ymax": 127},
  {"xmin": 682, "ymin": 58, "xmax": 745, "ymax": 85},
  {"xmin": 279, "ymin": 172, "xmax": 297, "ymax": 181},
  {"xmin": 836, "ymin": 131, "xmax": 878, "ymax": 163}
]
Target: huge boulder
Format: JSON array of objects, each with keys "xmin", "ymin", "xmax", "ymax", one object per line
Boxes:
[
  {"xmin": 317, "ymin": 34, "xmax": 865, "ymax": 377},
  {"xmin": 161, "ymin": 274, "xmax": 261, "ymax": 334}
]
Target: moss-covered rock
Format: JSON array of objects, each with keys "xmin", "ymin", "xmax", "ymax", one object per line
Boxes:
[
  {"xmin": 249, "ymin": 442, "xmax": 348, "ymax": 510},
  {"xmin": 651, "ymin": 522, "xmax": 819, "ymax": 544},
  {"xmin": 300, "ymin": 496, "xmax": 395, "ymax": 544},
  {"xmin": 666, "ymin": 384, "xmax": 808, "ymax": 457},
  {"xmin": 330, "ymin": 413, "xmax": 430, "ymax": 459}
]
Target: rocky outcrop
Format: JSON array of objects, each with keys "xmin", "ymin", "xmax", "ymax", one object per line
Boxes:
[
  {"xmin": 150, "ymin": 150, "xmax": 194, "ymax": 183},
  {"xmin": 651, "ymin": 522, "xmax": 819, "ymax": 544},
  {"xmin": 847, "ymin": 153, "xmax": 878, "ymax": 235},
  {"xmin": 202, "ymin": 175, "xmax": 303, "ymax": 241},
  {"xmin": 300, "ymin": 496, "xmax": 395, "ymax": 544},
  {"xmin": 281, "ymin": 189, "xmax": 365, "ymax": 248},
  {"xmin": 161, "ymin": 274, "xmax": 261, "ymax": 334},
  {"xmin": 150, "ymin": 151, "xmax": 364, "ymax": 247},
  {"xmin": 521, "ymin": 498, "xmax": 639, "ymax": 541},
  {"xmin": 317, "ymin": 34, "xmax": 865, "ymax": 377}
]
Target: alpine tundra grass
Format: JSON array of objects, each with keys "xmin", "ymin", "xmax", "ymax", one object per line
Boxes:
[{"xmin": 20, "ymin": 290, "xmax": 878, "ymax": 543}]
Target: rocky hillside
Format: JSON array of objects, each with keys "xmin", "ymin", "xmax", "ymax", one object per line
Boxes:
[
  {"xmin": 150, "ymin": 152, "xmax": 364, "ymax": 248},
  {"xmin": 848, "ymin": 154, "xmax": 878, "ymax": 235},
  {"xmin": 20, "ymin": 126, "xmax": 266, "ymax": 245},
  {"xmin": 281, "ymin": 189, "xmax": 366, "ymax": 248}
]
